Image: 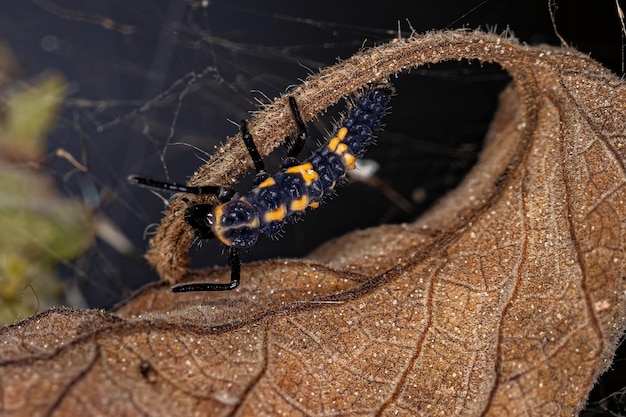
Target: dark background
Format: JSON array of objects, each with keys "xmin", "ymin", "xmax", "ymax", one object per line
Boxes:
[{"xmin": 0, "ymin": 1, "xmax": 624, "ymax": 414}]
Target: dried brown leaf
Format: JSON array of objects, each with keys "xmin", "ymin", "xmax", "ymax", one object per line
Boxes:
[{"xmin": 1, "ymin": 30, "xmax": 626, "ymax": 417}]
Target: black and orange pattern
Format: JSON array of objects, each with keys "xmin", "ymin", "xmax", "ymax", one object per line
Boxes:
[
  {"xmin": 212, "ymin": 88, "xmax": 391, "ymax": 249},
  {"xmin": 130, "ymin": 85, "xmax": 391, "ymax": 291}
]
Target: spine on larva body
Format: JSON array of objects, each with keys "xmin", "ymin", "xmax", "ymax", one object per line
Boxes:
[{"xmin": 212, "ymin": 86, "xmax": 391, "ymax": 249}]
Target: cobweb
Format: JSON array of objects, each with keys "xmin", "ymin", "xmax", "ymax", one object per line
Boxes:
[{"xmin": 0, "ymin": 1, "xmax": 624, "ymax": 414}]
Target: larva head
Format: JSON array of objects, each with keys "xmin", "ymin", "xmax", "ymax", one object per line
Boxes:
[{"xmin": 184, "ymin": 202, "xmax": 218, "ymax": 241}]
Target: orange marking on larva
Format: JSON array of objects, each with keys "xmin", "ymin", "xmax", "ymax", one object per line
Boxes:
[
  {"xmin": 285, "ymin": 163, "xmax": 319, "ymax": 185},
  {"xmin": 343, "ymin": 152, "xmax": 356, "ymax": 170},
  {"xmin": 337, "ymin": 127, "xmax": 348, "ymax": 139},
  {"xmin": 264, "ymin": 205, "xmax": 287, "ymax": 222},
  {"xmin": 328, "ymin": 136, "xmax": 341, "ymax": 152},
  {"xmin": 286, "ymin": 163, "xmax": 312, "ymax": 174},
  {"xmin": 301, "ymin": 170, "xmax": 319, "ymax": 185},
  {"xmin": 258, "ymin": 177, "xmax": 276, "ymax": 188},
  {"xmin": 290, "ymin": 195, "xmax": 309, "ymax": 212},
  {"xmin": 309, "ymin": 201, "xmax": 320, "ymax": 208},
  {"xmin": 335, "ymin": 143, "xmax": 348, "ymax": 155},
  {"xmin": 212, "ymin": 204, "xmax": 232, "ymax": 246}
]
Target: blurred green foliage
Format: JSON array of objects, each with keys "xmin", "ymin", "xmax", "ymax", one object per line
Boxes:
[{"xmin": 0, "ymin": 45, "xmax": 93, "ymax": 324}]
